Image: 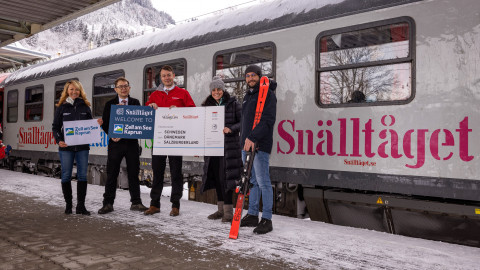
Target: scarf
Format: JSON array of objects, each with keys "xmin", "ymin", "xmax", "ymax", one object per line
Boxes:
[{"xmin": 66, "ymin": 97, "xmax": 74, "ymax": 105}]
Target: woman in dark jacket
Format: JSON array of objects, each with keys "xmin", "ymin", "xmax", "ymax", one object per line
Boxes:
[
  {"xmin": 201, "ymin": 76, "xmax": 242, "ymax": 222},
  {"xmin": 52, "ymin": 80, "xmax": 100, "ymax": 215}
]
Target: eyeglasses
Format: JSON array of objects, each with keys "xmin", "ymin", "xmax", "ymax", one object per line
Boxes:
[
  {"xmin": 116, "ymin": 84, "xmax": 130, "ymax": 89},
  {"xmin": 245, "ymin": 73, "xmax": 259, "ymax": 78}
]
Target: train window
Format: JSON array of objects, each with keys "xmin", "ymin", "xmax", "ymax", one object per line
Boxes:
[
  {"xmin": 316, "ymin": 17, "xmax": 415, "ymax": 107},
  {"xmin": 93, "ymin": 70, "xmax": 125, "ymax": 117},
  {"xmin": 7, "ymin": 90, "xmax": 18, "ymax": 123},
  {"xmin": 54, "ymin": 79, "xmax": 78, "ymax": 116},
  {"xmin": 213, "ymin": 42, "xmax": 276, "ymax": 101},
  {"xmin": 143, "ymin": 59, "xmax": 186, "ymax": 105},
  {"xmin": 25, "ymin": 85, "xmax": 44, "ymax": 122}
]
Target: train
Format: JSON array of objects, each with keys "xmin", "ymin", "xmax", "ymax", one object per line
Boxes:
[{"xmin": 1, "ymin": 0, "xmax": 479, "ymax": 247}]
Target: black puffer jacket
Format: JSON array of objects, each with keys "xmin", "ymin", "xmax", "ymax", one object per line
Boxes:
[
  {"xmin": 52, "ymin": 98, "xmax": 93, "ymax": 152},
  {"xmin": 201, "ymin": 92, "xmax": 242, "ymax": 192}
]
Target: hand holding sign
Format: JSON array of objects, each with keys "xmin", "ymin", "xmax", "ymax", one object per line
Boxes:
[{"xmin": 63, "ymin": 119, "xmax": 102, "ymax": 146}]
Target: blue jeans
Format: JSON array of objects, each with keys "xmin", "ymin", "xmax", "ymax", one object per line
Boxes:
[
  {"xmin": 242, "ymin": 150, "xmax": 273, "ymax": 220},
  {"xmin": 58, "ymin": 150, "xmax": 89, "ymax": 183}
]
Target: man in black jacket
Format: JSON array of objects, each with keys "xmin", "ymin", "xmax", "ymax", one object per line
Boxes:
[
  {"xmin": 239, "ymin": 65, "xmax": 277, "ymax": 234},
  {"xmin": 98, "ymin": 77, "xmax": 148, "ymax": 214}
]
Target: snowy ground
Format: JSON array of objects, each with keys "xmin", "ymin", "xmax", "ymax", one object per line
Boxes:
[{"xmin": 0, "ymin": 169, "xmax": 478, "ymax": 269}]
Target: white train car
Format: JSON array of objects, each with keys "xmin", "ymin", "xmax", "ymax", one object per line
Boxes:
[{"xmin": 1, "ymin": 0, "xmax": 479, "ymax": 246}]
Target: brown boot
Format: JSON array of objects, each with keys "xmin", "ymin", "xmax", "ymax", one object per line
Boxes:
[
  {"xmin": 170, "ymin": 207, "xmax": 179, "ymax": 216},
  {"xmin": 221, "ymin": 204, "xmax": 233, "ymax": 223},
  {"xmin": 208, "ymin": 201, "xmax": 224, "ymax": 220},
  {"xmin": 144, "ymin": 206, "xmax": 160, "ymax": 215}
]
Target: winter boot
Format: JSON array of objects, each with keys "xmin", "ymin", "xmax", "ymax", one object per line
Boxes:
[
  {"xmin": 221, "ymin": 204, "xmax": 233, "ymax": 223},
  {"xmin": 208, "ymin": 201, "xmax": 224, "ymax": 220},
  {"xmin": 61, "ymin": 182, "xmax": 72, "ymax": 214},
  {"xmin": 240, "ymin": 214, "xmax": 259, "ymax": 227},
  {"xmin": 76, "ymin": 181, "xmax": 90, "ymax": 215},
  {"xmin": 253, "ymin": 218, "xmax": 273, "ymax": 234}
]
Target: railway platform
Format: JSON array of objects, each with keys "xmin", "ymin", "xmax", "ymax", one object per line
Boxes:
[{"xmin": 0, "ymin": 169, "xmax": 478, "ymax": 270}]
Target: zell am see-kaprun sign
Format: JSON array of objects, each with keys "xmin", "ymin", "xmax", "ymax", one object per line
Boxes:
[{"xmin": 108, "ymin": 105, "xmax": 155, "ymax": 139}]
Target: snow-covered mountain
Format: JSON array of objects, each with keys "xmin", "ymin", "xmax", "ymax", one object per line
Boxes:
[{"xmin": 19, "ymin": 0, "xmax": 174, "ymax": 57}]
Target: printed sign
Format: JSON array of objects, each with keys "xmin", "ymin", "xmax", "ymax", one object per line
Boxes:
[
  {"xmin": 153, "ymin": 107, "xmax": 225, "ymax": 156},
  {"xmin": 108, "ymin": 105, "xmax": 155, "ymax": 139},
  {"xmin": 63, "ymin": 119, "xmax": 101, "ymax": 146}
]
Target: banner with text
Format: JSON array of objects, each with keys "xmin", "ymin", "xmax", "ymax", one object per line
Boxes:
[
  {"xmin": 64, "ymin": 119, "xmax": 101, "ymax": 146},
  {"xmin": 153, "ymin": 107, "xmax": 225, "ymax": 156},
  {"xmin": 108, "ymin": 105, "xmax": 155, "ymax": 139}
]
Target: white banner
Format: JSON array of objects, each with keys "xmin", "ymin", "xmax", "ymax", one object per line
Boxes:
[
  {"xmin": 63, "ymin": 119, "xmax": 102, "ymax": 146},
  {"xmin": 153, "ymin": 107, "xmax": 225, "ymax": 156}
]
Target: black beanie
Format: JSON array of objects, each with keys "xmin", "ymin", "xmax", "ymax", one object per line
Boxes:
[{"xmin": 245, "ymin": 65, "xmax": 262, "ymax": 77}]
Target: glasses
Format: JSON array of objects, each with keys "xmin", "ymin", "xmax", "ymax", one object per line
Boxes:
[
  {"xmin": 116, "ymin": 84, "xmax": 130, "ymax": 89},
  {"xmin": 245, "ymin": 73, "xmax": 259, "ymax": 78}
]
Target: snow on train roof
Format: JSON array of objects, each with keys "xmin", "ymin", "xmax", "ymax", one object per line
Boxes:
[{"xmin": 4, "ymin": 0, "xmax": 420, "ymax": 86}]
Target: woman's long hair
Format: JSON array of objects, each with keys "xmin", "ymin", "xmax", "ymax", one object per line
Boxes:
[{"xmin": 56, "ymin": 80, "xmax": 91, "ymax": 107}]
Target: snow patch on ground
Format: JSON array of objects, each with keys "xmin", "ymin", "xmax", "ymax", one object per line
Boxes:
[{"xmin": 0, "ymin": 169, "xmax": 478, "ymax": 269}]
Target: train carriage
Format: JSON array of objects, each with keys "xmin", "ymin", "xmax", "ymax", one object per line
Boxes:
[{"xmin": 1, "ymin": 0, "xmax": 479, "ymax": 246}]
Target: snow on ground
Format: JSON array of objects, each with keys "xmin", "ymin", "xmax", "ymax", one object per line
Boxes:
[{"xmin": 0, "ymin": 169, "xmax": 478, "ymax": 269}]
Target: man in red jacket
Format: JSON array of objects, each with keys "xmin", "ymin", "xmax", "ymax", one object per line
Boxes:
[{"xmin": 145, "ymin": 65, "xmax": 196, "ymax": 217}]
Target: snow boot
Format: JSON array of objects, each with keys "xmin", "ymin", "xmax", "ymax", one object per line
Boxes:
[
  {"xmin": 221, "ymin": 204, "xmax": 233, "ymax": 223},
  {"xmin": 240, "ymin": 214, "xmax": 259, "ymax": 227},
  {"xmin": 253, "ymin": 218, "xmax": 273, "ymax": 234},
  {"xmin": 208, "ymin": 201, "xmax": 224, "ymax": 220},
  {"xmin": 76, "ymin": 181, "xmax": 90, "ymax": 215},
  {"xmin": 61, "ymin": 182, "xmax": 72, "ymax": 215}
]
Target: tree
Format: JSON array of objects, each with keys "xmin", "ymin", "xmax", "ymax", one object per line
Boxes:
[{"xmin": 320, "ymin": 47, "xmax": 395, "ymax": 104}]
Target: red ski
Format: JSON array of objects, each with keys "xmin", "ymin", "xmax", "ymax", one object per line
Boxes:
[{"xmin": 229, "ymin": 76, "xmax": 269, "ymax": 239}]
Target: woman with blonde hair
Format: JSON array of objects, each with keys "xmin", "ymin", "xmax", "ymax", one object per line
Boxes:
[{"xmin": 52, "ymin": 80, "xmax": 101, "ymax": 215}]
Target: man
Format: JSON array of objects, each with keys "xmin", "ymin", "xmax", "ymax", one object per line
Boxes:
[
  {"xmin": 145, "ymin": 65, "xmax": 196, "ymax": 216},
  {"xmin": 239, "ymin": 65, "xmax": 277, "ymax": 234},
  {"xmin": 98, "ymin": 77, "xmax": 148, "ymax": 214}
]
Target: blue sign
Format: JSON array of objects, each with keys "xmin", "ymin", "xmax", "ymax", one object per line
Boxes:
[{"xmin": 108, "ymin": 105, "xmax": 155, "ymax": 139}]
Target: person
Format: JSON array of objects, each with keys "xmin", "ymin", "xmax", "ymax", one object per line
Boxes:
[
  {"xmin": 200, "ymin": 76, "xmax": 242, "ymax": 223},
  {"xmin": 348, "ymin": 90, "xmax": 366, "ymax": 103},
  {"xmin": 0, "ymin": 140, "xmax": 5, "ymax": 160},
  {"xmin": 52, "ymin": 80, "xmax": 100, "ymax": 215},
  {"xmin": 145, "ymin": 65, "xmax": 196, "ymax": 216},
  {"xmin": 239, "ymin": 65, "xmax": 277, "ymax": 234},
  {"xmin": 97, "ymin": 77, "xmax": 149, "ymax": 214}
]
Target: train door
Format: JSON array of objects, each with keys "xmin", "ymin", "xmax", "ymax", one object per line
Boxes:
[{"xmin": 0, "ymin": 73, "xmax": 10, "ymax": 140}]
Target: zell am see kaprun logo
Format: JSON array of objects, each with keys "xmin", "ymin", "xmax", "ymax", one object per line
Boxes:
[
  {"xmin": 113, "ymin": 124, "xmax": 124, "ymax": 134},
  {"xmin": 65, "ymin": 128, "xmax": 75, "ymax": 136}
]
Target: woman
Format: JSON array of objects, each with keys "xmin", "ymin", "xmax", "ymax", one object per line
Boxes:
[
  {"xmin": 201, "ymin": 76, "xmax": 242, "ymax": 222},
  {"xmin": 52, "ymin": 80, "xmax": 100, "ymax": 215}
]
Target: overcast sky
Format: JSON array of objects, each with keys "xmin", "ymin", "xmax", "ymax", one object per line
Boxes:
[{"xmin": 151, "ymin": 0, "xmax": 260, "ymax": 23}]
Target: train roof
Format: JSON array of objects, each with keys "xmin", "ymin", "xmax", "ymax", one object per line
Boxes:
[{"xmin": 4, "ymin": 0, "xmax": 420, "ymax": 87}]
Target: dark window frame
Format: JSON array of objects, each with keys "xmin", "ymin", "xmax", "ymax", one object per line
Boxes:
[
  {"xmin": 212, "ymin": 42, "xmax": 277, "ymax": 84},
  {"xmin": 92, "ymin": 69, "xmax": 125, "ymax": 117},
  {"xmin": 142, "ymin": 59, "xmax": 187, "ymax": 105},
  {"xmin": 315, "ymin": 16, "xmax": 416, "ymax": 108},
  {"xmin": 54, "ymin": 78, "xmax": 78, "ymax": 116},
  {"xmin": 24, "ymin": 84, "xmax": 44, "ymax": 122},
  {"xmin": 7, "ymin": 89, "xmax": 18, "ymax": 123}
]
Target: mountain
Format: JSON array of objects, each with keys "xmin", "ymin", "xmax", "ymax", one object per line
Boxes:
[{"xmin": 19, "ymin": 0, "xmax": 175, "ymax": 57}]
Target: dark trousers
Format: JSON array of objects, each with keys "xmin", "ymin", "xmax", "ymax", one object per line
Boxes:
[
  {"xmin": 150, "ymin": 155, "xmax": 183, "ymax": 209},
  {"xmin": 103, "ymin": 139, "xmax": 142, "ymax": 205},
  {"xmin": 209, "ymin": 157, "xmax": 233, "ymax": 205}
]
